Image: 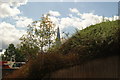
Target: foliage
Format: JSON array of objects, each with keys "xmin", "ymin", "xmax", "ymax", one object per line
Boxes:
[
  {"xmin": 59, "ymin": 20, "xmax": 119, "ymax": 56},
  {"xmin": 19, "ymin": 14, "xmax": 56, "ymax": 58},
  {"xmin": 20, "ymin": 14, "xmax": 55, "ymax": 53},
  {"xmin": 2, "ymin": 44, "xmax": 25, "ymax": 62}
]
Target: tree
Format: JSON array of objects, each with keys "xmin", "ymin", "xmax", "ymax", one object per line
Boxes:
[
  {"xmin": 15, "ymin": 48, "xmax": 26, "ymax": 62},
  {"xmin": 17, "ymin": 42, "xmax": 39, "ymax": 60},
  {"xmin": 3, "ymin": 44, "xmax": 16, "ymax": 61},
  {"xmin": 20, "ymin": 14, "xmax": 56, "ymax": 53},
  {"xmin": 33, "ymin": 14, "xmax": 56, "ymax": 51},
  {"xmin": 2, "ymin": 44, "xmax": 25, "ymax": 62}
]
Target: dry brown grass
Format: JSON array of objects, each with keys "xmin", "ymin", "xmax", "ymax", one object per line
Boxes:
[{"xmin": 4, "ymin": 52, "xmax": 80, "ymax": 79}]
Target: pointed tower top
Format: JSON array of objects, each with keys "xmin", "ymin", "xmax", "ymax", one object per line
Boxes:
[
  {"xmin": 56, "ymin": 27, "xmax": 61, "ymax": 46},
  {"xmin": 57, "ymin": 27, "xmax": 60, "ymax": 40}
]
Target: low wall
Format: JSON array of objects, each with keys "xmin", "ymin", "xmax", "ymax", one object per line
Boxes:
[{"xmin": 50, "ymin": 55, "xmax": 119, "ymax": 78}]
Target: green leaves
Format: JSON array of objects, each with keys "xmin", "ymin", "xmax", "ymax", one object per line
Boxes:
[
  {"xmin": 19, "ymin": 13, "xmax": 56, "ymax": 54},
  {"xmin": 2, "ymin": 44, "xmax": 25, "ymax": 62},
  {"xmin": 58, "ymin": 20, "xmax": 119, "ymax": 57}
]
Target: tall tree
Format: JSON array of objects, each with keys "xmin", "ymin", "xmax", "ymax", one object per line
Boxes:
[
  {"xmin": 34, "ymin": 14, "xmax": 56, "ymax": 51},
  {"xmin": 2, "ymin": 44, "xmax": 25, "ymax": 62},
  {"xmin": 3, "ymin": 44, "xmax": 16, "ymax": 61},
  {"xmin": 20, "ymin": 14, "xmax": 56, "ymax": 53}
]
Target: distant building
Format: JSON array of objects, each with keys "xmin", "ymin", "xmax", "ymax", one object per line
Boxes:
[{"xmin": 56, "ymin": 27, "xmax": 61, "ymax": 46}]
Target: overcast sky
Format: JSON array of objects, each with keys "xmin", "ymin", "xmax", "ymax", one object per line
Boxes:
[{"xmin": 0, "ymin": 0, "xmax": 119, "ymax": 55}]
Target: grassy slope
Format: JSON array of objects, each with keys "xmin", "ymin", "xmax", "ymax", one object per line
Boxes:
[
  {"xmin": 59, "ymin": 20, "xmax": 119, "ymax": 56},
  {"xmin": 5, "ymin": 20, "xmax": 120, "ymax": 79}
]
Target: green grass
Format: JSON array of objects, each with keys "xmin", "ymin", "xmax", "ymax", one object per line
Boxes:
[
  {"xmin": 6, "ymin": 20, "xmax": 120, "ymax": 79},
  {"xmin": 58, "ymin": 20, "xmax": 119, "ymax": 56}
]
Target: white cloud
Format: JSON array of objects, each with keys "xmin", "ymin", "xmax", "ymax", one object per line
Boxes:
[
  {"xmin": 79, "ymin": 13, "xmax": 103, "ymax": 28},
  {"xmin": 0, "ymin": 0, "xmax": 28, "ymax": 7},
  {"xmin": 69, "ymin": 8, "xmax": 79, "ymax": 13},
  {"xmin": 0, "ymin": 0, "xmax": 28, "ymax": 18},
  {"xmin": 0, "ymin": 3, "xmax": 20, "ymax": 18},
  {"xmin": 0, "ymin": 22, "xmax": 26, "ymax": 49},
  {"xmin": 14, "ymin": 16, "xmax": 33, "ymax": 28},
  {"xmin": 9, "ymin": 0, "xmax": 28, "ymax": 7},
  {"xmin": 49, "ymin": 10, "xmax": 61, "ymax": 16},
  {"xmin": 0, "ymin": 0, "xmax": 29, "ymax": 49}
]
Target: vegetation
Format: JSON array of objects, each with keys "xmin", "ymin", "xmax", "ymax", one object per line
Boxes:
[
  {"xmin": 2, "ymin": 44, "xmax": 25, "ymax": 62},
  {"xmin": 59, "ymin": 20, "xmax": 119, "ymax": 56},
  {"xmin": 18, "ymin": 14, "xmax": 56, "ymax": 59},
  {"xmin": 5, "ymin": 20, "xmax": 120, "ymax": 79},
  {"xmin": 2, "ymin": 14, "xmax": 57, "ymax": 62}
]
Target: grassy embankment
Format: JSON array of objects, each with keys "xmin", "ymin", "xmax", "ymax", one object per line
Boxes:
[{"xmin": 5, "ymin": 20, "xmax": 120, "ymax": 79}]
